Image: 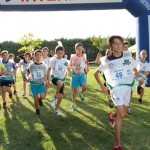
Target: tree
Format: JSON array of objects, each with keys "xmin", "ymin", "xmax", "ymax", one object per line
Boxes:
[
  {"xmin": 18, "ymin": 33, "xmax": 42, "ymax": 52},
  {"xmin": 90, "ymin": 35, "xmax": 109, "ymax": 56}
]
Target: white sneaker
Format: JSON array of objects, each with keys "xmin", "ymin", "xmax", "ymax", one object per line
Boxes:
[
  {"xmin": 54, "ymin": 109, "xmax": 62, "ymax": 116},
  {"xmin": 22, "ymin": 92, "xmax": 26, "ymax": 96},
  {"xmin": 29, "ymin": 92, "xmax": 33, "ymax": 96},
  {"xmin": 50, "ymin": 97, "xmax": 57, "ymax": 108}
]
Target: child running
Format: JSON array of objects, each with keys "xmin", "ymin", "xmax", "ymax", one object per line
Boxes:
[
  {"xmin": 136, "ymin": 50, "xmax": 150, "ymax": 103},
  {"xmin": 26, "ymin": 49, "xmax": 47, "ymax": 116},
  {"xmin": 0, "ymin": 50, "xmax": 16, "ymax": 108},
  {"xmin": 94, "ymin": 35, "xmax": 137, "ymax": 150},
  {"xmin": 8, "ymin": 53, "xmax": 17, "ymax": 95},
  {"xmin": 49, "ymin": 45, "xmax": 70, "ymax": 115},
  {"xmin": 42, "ymin": 47, "xmax": 51, "ymax": 92},
  {"xmin": 69, "ymin": 43, "xmax": 88, "ymax": 111},
  {"xmin": 18, "ymin": 52, "xmax": 33, "ymax": 96}
]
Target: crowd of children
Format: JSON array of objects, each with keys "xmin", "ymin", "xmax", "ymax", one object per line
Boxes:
[{"xmin": 0, "ymin": 36, "xmax": 149, "ymax": 150}]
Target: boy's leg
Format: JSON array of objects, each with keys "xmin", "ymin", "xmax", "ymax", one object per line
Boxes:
[
  {"xmin": 2, "ymin": 86, "xmax": 7, "ymax": 107},
  {"xmin": 23, "ymin": 81, "xmax": 26, "ymax": 92},
  {"xmin": 55, "ymin": 93, "xmax": 64, "ymax": 109},
  {"xmin": 114, "ymin": 105, "xmax": 128, "ymax": 145},
  {"xmin": 72, "ymin": 88, "xmax": 77, "ymax": 103},
  {"xmin": 6, "ymin": 86, "xmax": 13, "ymax": 98},
  {"xmin": 81, "ymin": 82, "xmax": 87, "ymax": 93},
  {"xmin": 55, "ymin": 80, "xmax": 64, "ymax": 97}
]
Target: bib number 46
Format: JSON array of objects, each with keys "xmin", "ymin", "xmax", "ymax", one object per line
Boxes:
[{"xmin": 116, "ymin": 72, "xmax": 123, "ymax": 78}]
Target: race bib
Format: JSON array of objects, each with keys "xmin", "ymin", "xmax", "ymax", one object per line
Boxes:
[
  {"xmin": 33, "ymin": 70, "xmax": 44, "ymax": 79},
  {"xmin": 55, "ymin": 63, "xmax": 65, "ymax": 72},
  {"xmin": 112, "ymin": 69, "xmax": 127, "ymax": 80}
]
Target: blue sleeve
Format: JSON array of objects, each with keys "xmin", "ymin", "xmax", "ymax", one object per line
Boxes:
[{"xmin": 12, "ymin": 63, "xmax": 16, "ymax": 70}]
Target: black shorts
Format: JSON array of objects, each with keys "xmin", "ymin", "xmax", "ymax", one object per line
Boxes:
[
  {"xmin": 0, "ymin": 80, "xmax": 12, "ymax": 87},
  {"xmin": 52, "ymin": 78, "xmax": 64, "ymax": 94}
]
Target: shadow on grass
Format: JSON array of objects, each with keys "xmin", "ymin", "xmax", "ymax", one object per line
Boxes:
[{"xmin": 1, "ymin": 95, "xmax": 45, "ymax": 150}]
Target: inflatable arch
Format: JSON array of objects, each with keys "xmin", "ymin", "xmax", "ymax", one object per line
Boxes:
[{"xmin": 0, "ymin": 0, "xmax": 150, "ymax": 85}]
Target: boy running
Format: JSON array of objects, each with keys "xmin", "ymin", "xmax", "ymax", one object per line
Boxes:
[
  {"xmin": 136, "ymin": 50, "xmax": 150, "ymax": 103},
  {"xmin": 70, "ymin": 43, "xmax": 88, "ymax": 111},
  {"xmin": 42, "ymin": 47, "xmax": 50, "ymax": 91},
  {"xmin": 0, "ymin": 51, "xmax": 16, "ymax": 108},
  {"xmin": 49, "ymin": 45, "xmax": 70, "ymax": 115},
  {"xmin": 26, "ymin": 50, "xmax": 47, "ymax": 116},
  {"xmin": 18, "ymin": 52, "xmax": 33, "ymax": 96},
  {"xmin": 94, "ymin": 35, "xmax": 137, "ymax": 150}
]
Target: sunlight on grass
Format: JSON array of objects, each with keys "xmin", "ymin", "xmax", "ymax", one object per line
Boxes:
[{"xmin": 0, "ymin": 66, "xmax": 150, "ymax": 150}]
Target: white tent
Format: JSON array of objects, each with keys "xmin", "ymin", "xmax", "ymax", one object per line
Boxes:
[{"xmin": 128, "ymin": 45, "xmax": 136, "ymax": 53}]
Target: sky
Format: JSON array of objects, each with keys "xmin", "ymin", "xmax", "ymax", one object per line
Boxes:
[{"xmin": 0, "ymin": 9, "xmax": 136, "ymax": 42}]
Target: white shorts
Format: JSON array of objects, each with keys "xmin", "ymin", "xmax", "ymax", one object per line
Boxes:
[{"xmin": 110, "ymin": 86, "xmax": 132, "ymax": 106}]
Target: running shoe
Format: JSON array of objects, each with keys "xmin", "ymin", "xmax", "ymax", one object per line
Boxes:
[
  {"xmin": 29, "ymin": 92, "xmax": 33, "ymax": 96},
  {"xmin": 3, "ymin": 102, "xmax": 6, "ymax": 109},
  {"xmin": 54, "ymin": 109, "xmax": 62, "ymax": 116},
  {"xmin": 108, "ymin": 112, "xmax": 115, "ymax": 128},
  {"xmin": 13, "ymin": 90, "xmax": 17, "ymax": 95},
  {"xmin": 138, "ymin": 98, "xmax": 142, "ymax": 103},
  {"xmin": 113, "ymin": 145, "xmax": 122, "ymax": 150},
  {"xmin": 50, "ymin": 96, "xmax": 57, "ymax": 108},
  {"xmin": 71, "ymin": 103, "xmax": 77, "ymax": 111},
  {"xmin": 127, "ymin": 107, "xmax": 131, "ymax": 115},
  {"xmin": 22, "ymin": 92, "xmax": 26, "ymax": 96},
  {"xmin": 39, "ymin": 99, "xmax": 43, "ymax": 106},
  {"xmin": 79, "ymin": 93, "xmax": 85, "ymax": 101},
  {"xmin": 9, "ymin": 92, "xmax": 13, "ymax": 99},
  {"xmin": 35, "ymin": 109, "xmax": 40, "ymax": 116}
]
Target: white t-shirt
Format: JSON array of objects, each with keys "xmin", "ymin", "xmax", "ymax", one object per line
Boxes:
[
  {"xmin": 19, "ymin": 60, "xmax": 33, "ymax": 75},
  {"xmin": 70, "ymin": 54, "xmax": 87, "ymax": 75},
  {"xmin": 98, "ymin": 51, "xmax": 135, "ymax": 89},
  {"xmin": 136, "ymin": 60, "xmax": 150, "ymax": 72},
  {"xmin": 42, "ymin": 56, "xmax": 50, "ymax": 69},
  {"xmin": 49, "ymin": 56, "xmax": 69, "ymax": 81}
]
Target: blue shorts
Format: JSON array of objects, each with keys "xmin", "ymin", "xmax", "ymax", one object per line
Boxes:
[
  {"xmin": 71, "ymin": 74, "xmax": 86, "ymax": 88},
  {"xmin": 30, "ymin": 83, "xmax": 45, "ymax": 97}
]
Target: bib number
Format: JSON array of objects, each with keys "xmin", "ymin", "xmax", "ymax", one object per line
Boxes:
[
  {"xmin": 55, "ymin": 63, "xmax": 65, "ymax": 72},
  {"xmin": 33, "ymin": 70, "xmax": 44, "ymax": 79},
  {"xmin": 112, "ymin": 70, "xmax": 127, "ymax": 80}
]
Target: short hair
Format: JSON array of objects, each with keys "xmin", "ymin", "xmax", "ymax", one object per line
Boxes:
[
  {"xmin": 34, "ymin": 49, "xmax": 43, "ymax": 56},
  {"xmin": 42, "ymin": 47, "xmax": 49, "ymax": 52},
  {"xmin": 55, "ymin": 45, "xmax": 64, "ymax": 53},
  {"xmin": 123, "ymin": 41, "xmax": 129, "ymax": 46},
  {"xmin": 140, "ymin": 49, "xmax": 147, "ymax": 56},
  {"xmin": 1, "ymin": 50, "xmax": 8, "ymax": 56},
  {"xmin": 9, "ymin": 53, "xmax": 14, "ymax": 58},
  {"xmin": 24, "ymin": 52, "xmax": 31, "ymax": 57},
  {"xmin": 109, "ymin": 35, "xmax": 123, "ymax": 47},
  {"xmin": 75, "ymin": 43, "xmax": 83, "ymax": 50}
]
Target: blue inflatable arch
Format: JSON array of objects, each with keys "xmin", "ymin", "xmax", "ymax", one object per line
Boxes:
[{"xmin": 0, "ymin": 0, "xmax": 150, "ymax": 85}]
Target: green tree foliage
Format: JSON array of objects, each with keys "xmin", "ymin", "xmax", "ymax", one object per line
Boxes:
[
  {"xmin": 18, "ymin": 33, "xmax": 42, "ymax": 52},
  {"xmin": 90, "ymin": 35, "xmax": 109, "ymax": 56},
  {"xmin": 0, "ymin": 36, "xmax": 135, "ymax": 62},
  {"xmin": 0, "ymin": 41, "xmax": 21, "ymax": 61}
]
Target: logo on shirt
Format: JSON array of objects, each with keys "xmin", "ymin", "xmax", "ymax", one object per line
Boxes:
[
  {"xmin": 122, "ymin": 59, "xmax": 131, "ymax": 66},
  {"xmin": 64, "ymin": 62, "xmax": 68, "ymax": 66},
  {"xmin": 108, "ymin": 63, "xmax": 114, "ymax": 68}
]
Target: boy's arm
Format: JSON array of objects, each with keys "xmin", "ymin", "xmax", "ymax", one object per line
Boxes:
[
  {"xmin": 94, "ymin": 69, "xmax": 108, "ymax": 96},
  {"xmin": 26, "ymin": 68, "xmax": 31, "ymax": 82},
  {"xmin": 47, "ymin": 68, "xmax": 51, "ymax": 87}
]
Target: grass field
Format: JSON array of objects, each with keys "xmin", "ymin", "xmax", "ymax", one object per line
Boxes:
[{"xmin": 0, "ymin": 65, "xmax": 150, "ymax": 150}]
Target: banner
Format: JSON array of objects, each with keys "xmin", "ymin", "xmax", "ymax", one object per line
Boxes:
[{"xmin": 0, "ymin": 0, "xmax": 122, "ymax": 5}]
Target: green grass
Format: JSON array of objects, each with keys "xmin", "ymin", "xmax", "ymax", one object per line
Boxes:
[{"xmin": 0, "ymin": 66, "xmax": 150, "ymax": 150}]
